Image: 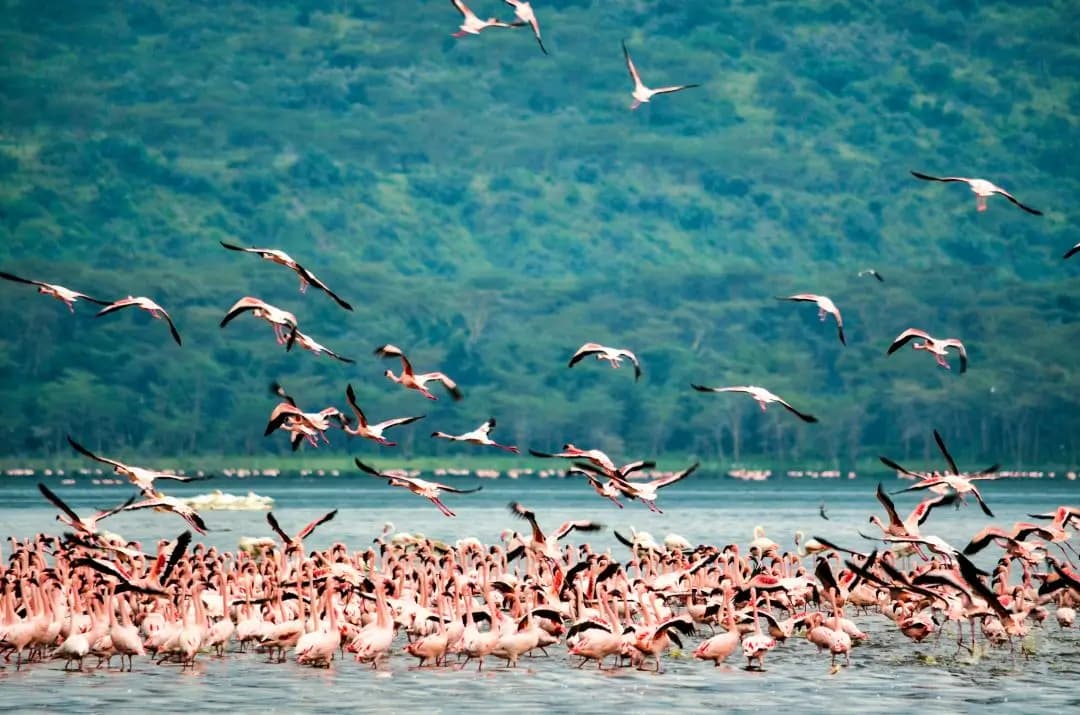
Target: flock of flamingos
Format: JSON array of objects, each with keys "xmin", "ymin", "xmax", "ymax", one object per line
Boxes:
[{"xmin": 2, "ymin": 0, "xmax": 1078, "ymax": 681}]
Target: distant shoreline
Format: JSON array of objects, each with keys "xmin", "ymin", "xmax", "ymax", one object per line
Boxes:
[{"xmin": 1, "ymin": 455, "xmax": 1075, "ymax": 482}]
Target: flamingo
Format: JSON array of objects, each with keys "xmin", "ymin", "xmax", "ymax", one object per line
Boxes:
[
  {"xmin": 867, "ymin": 482, "xmax": 954, "ymax": 545},
  {"xmin": 568, "ymin": 342, "xmax": 642, "ymax": 381},
  {"xmin": 694, "ymin": 586, "xmax": 740, "ymax": 666},
  {"xmin": 354, "ymin": 458, "xmax": 482, "ymax": 517},
  {"xmin": 374, "ymin": 344, "xmax": 463, "ymax": 401},
  {"xmin": 66, "ymin": 436, "xmax": 211, "ymax": 497},
  {"xmin": 450, "ymin": 0, "xmax": 521, "ymax": 38},
  {"xmin": 691, "ymin": 384, "xmax": 818, "ymax": 423},
  {"xmin": 37, "ymin": 483, "xmax": 133, "ymax": 535},
  {"xmin": 778, "ymin": 293, "xmax": 846, "ymax": 345},
  {"xmin": 622, "ymin": 39, "xmax": 700, "ymax": 110},
  {"xmin": 96, "ymin": 296, "xmax": 182, "ymax": 346},
  {"xmin": 285, "ymin": 329, "xmax": 354, "ymax": 363},
  {"xmin": 220, "ymin": 296, "xmax": 298, "ymax": 345},
  {"xmin": 503, "ymin": 1, "xmax": 546, "ymax": 54},
  {"xmin": 529, "ymin": 444, "xmax": 619, "ymax": 474},
  {"xmin": 121, "ymin": 496, "xmax": 209, "ymax": 534},
  {"xmin": 910, "ymin": 171, "xmax": 1042, "ymax": 215},
  {"xmin": 602, "ymin": 461, "xmax": 699, "ymax": 513},
  {"xmin": 339, "ymin": 384, "xmax": 424, "ymax": 447},
  {"xmin": 431, "ymin": 417, "xmax": 520, "ymax": 453},
  {"xmin": 219, "ymin": 241, "xmax": 351, "ymax": 309},
  {"xmin": 0, "ymin": 271, "xmax": 108, "ymax": 312},
  {"xmin": 507, "ymin": 502, "xmax": 603, "ymax": 560},
  {"xmin": 887, "ymin": 328, "xmax": 968, "ymax": 373},
  {"xmin": 266, "ymin": 510, "xmax": 338, "ymax": 552},
  {"xmin": 884, "ymin": 430, "xmax": 1001, "ymax": 516},
  {"xmin": 740, "ymin": 588, "xmax": 777, "ymax": 670}
]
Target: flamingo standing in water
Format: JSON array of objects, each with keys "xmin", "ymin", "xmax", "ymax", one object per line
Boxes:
[
  {"xmin": 691, "ymin": 384, "xmax": 818, "ymax": 423},
  {"xmin": 96, "ymin": 296, "xmax": 182, "ymax": 345},
  {"xmin": 622, "ymin": 39, "xmax": 700, "ymax": 110},
  {"xmin": 374, "ymin": 344, "xmax": 463, "ymax": 401},
  {"xmin": 450, "ymin": 0, "xmax": 522, "ymax": 38},
  {"xmin": 740, "ymin": 588, "xmax": 778, "ymax": 670},
  {"xmin": 0, "ymin": 271, "xmax": 108, "ymax": 312},
  {"xmin": 339, "ymin": 384, "xmax": 425, "ymax": 447},
  {"xmin": 568, "ymin": 342, "xmax": 642, "ymax": 381},
  {"xmin": 354, "ymin": 459, "xmax": 482, "ymax": 517},
  {"xmin": 219, "ymin": 241, "xmax": 352, "ymax": 309},
  {"xmin": 431, "ymin": 417, "xmax": 520, "ymax": 453},
  {"xmin": 778, "ymin": 294, "xmax": 846, "ymax": 345},
  {"xmin": 910, "ymin": 171, "xmax": 1043, "ymax": 215},
  {"xmin": 887, "ymin": 328, "xmax": 968, "ymax": 373}
]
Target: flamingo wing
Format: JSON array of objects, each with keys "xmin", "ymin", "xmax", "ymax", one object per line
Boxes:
[
  {"xmin": 991, "ymin": 187, "xmax": 1042, "ymax": 216},
  {"xmin": 621, "ymin": 40, "xmax": 643, "ymax": 88},
  {"xmin": 874, "ymin": 482, "xmax": 902, "ymax": 528},
  {"xmin": 38, "ymin": 483, "xmax": 82, "ymax": 525},
  {"xmin": 294, "ymin": 263, "xmax": 353, "ymax": 310},
  {"xmin": 433, "ymin": 482, "xmax": 483, "ymax": 494},
  {"xmin": 568, "ymin": 343, "xmax": 605, "ymax": 368},
  {"xmin": 651, "ymin": 84, "xmax": 700, "ymax": 96},
  {"xmin": 0, "ymin": 271, "xmax": 48, "ymax": 288},
  {"xmin": 508, "ymin": 501, "xmax": 545, "ymax": 544},
  {"xmin": 939, "ymin": 340, "xmax": 967, "ymax": 373},
  {"xmin": 66, "ymin": 435, "xmax": 129, "ymax": 471},
  {"xmin": 651, "ymin": 461, "xmax": 700, "ymax": 489},
  {"xmin": 266, "ymin": 512, "xmax": 292, "ymax": 543},
  {"xmin": 427, "ymin": 372, "xmax": 463, "ymax": 400},
  {"xmin": 887, "ymin": 328, "xmax": 932, "ymax": 354},
  {"xmin": 95, "ymin": 298, "xmax": 141, "ymax": 317},
  {"xmin": 910, "ymin": 171, "xmax": 970, "ymax": 184},
  {"xmin": 376, "ymin": 414, "xmax": 425, "ymax": 431},
  {"xmin": 932, "ymin": 430, "xmax": 960, "ymax": 475},
  {"xmin": 344, "ymin": 383, "xmax": 369, "ymax": 427},
  {"xmin": 160, "ymin": 530, "xmax": 192, "ymax": 585},
  {"xmin": 219, "ymin": 298, "xmax": 261, "ymax": 328},
  {"xmin": 552, "ymin": 520, "xmax": 604, "ymax": 541},
  {"xmin": 775, "ymin": 398, "xmax": 818, "ymax": 423},
  {"xmin": 297, "ymin": 509, "xmax": 338, "ymax": 539},
  {"xmin": 1064, "ymin": 243, "xmax": 1080, "ymax": 260}
]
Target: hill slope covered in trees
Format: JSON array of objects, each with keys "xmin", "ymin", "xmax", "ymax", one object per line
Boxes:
[{"xmin": 0, "ymin": 0, "xmax": 1077, "ymax": 468}]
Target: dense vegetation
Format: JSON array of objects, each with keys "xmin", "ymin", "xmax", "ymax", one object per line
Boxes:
[{"xmin": 1, "ymin": 1, "xmax": 1077, "ymax": 470}]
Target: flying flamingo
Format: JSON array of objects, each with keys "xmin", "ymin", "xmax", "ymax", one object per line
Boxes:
[
  {"xmin": 568, "ymin": 342, "xmax": 642, "ymax": 381},
  {"xmin": 595, "ymin": 461, "xmax": 699, "ymax": 513},
  {"xmin": 910, "ymin": 171, "xmax": 1042, "ymax": 215},
  {"xmin": 96, "ymin": 296, "xmax": 182, "ymax": 346},
  {"xmin": 340, "ymin": 383, "xmax": 425, "ymax": 447},
  {"xmin": 431, "ymin": 417, "xmax": 520, "ymax": 453},
  {"xmin": 883, "ymin": 429, "xmax": 1001, "ymax": 516},
  {"xmin": 450, "ymin": 0, "xmax": 522, "ymax": 38},
  {"xmin": 507, "ymin": 502, "xmax": 603, "ymax": 560},
  {"xmin": 778, "ymin": 293, "xmax": 846, "ymax": 345},
  {"xmin": 503, "ymin": 0, "xmax": 546, "ymax": 54},
  {"xmin": 219, "ymin": 241, "xmax": 352, "ymax": 309},
  {"xmin": 354, "ymin": 458, "xmax": 482, "ymax": 516},
  {"xmin": 887, "ymin": 328, "xmax": 968, "ymax": 373},
  {"xmin": 622, "ymin": 39, "xmax": 700, "ymax": 110},
  {"xmin": 691, "ymin": 384, "xmax": 818, "ymax": 423},
  {"xmin": 374, "ymin": 344, "xmax": 463, "ymax": 401},
  {"xmin": 121, "ymin": 496, "xmax": 209, "ymax": 534},
  {"xmin": 37, "ymin": 483, "xmax": 134, "ymax": 536},
  {"xmin": 285, "ymin": 328, "xmax": 354, "ymax": 363},
  {"xmin": 528, "ymin": 443, "xmax": 618, "ymax": 474},
  {"xmin": 66, "ymin": 436, "xmax": 211, "ymax": 498},
  {"xmin": 0, "ymin": 271, "xmax": 108, "ymax": 312},
  {"xmin": 266, "ymin": 510, "xmax": 338, "ymax": 552},
  {"xmin": 220, "ymin": 296, "xmax": 298, "ymax": 345}
]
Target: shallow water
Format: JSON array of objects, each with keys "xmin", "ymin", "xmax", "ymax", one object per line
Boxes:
[{"xmin": 2, "ymin": 472, "xmax": 1078, "ymax": 713}]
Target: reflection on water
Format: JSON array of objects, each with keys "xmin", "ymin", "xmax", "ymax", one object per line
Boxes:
[{"xmin": 1, "ymin": 473, "xmax": 1078, "ymax": 712}]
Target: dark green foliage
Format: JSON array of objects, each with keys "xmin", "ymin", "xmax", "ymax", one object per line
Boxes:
[{"xmin": 0, "ymin": 0, "xmax": 1076, "ymax": 469}]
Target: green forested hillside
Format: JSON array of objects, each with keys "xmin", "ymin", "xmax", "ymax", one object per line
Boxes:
[{"xmin": 0, "ymin": 1, "xmax": 1077, "ymax": 468}]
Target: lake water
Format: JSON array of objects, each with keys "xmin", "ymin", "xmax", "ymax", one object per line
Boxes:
[{"xmin": 1, "ymin": 471, "xmax": 1078, "ymax": 714}]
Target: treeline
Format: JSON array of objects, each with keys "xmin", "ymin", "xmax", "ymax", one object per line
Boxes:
[{"xmin": 0, "ymin": 1, "xmax": 1076, "ymax": 468}]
